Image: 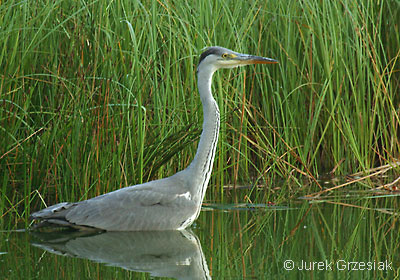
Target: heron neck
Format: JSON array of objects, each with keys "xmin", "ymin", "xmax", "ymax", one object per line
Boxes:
[{"xmin": 185, "ymin": 67, "xmax": 220, "ymax": 200}]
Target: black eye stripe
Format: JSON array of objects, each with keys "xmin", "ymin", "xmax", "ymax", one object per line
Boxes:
[{"xmin": 198, "ymin": 46, "xmax": 231, "ymax": 65}]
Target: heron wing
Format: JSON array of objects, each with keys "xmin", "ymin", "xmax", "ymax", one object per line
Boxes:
[
  {"xmin": 31, "ymin": 175, "xmax": 198, "ymax": 231},
  {"xmin": 66, "ymin": 187, "xmax": 196, "ymax": 231},
  {"xmin": 57, "ymin": 176, "xmax": 197, "ymax": 231}
]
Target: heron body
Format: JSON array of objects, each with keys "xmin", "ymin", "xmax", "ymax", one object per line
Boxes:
[{"xmin": 30, "ymin": 47, "xmax": 278, "ymax": 231}]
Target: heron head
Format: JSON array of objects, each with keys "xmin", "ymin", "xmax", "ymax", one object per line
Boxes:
[{"xmin": 198, "ymin": 46, "xmax": 278, "ymax": 72}]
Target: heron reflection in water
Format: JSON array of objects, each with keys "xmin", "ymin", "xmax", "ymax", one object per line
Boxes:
[
  {"xmin": 31, "ymin": 230, "xmax": 211, "ymax": 279},
  {"xmin": 30, "ymin": 46, "xmax": 278, "ymax": 231}
]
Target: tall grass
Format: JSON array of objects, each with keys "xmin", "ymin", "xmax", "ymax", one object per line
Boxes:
[{"xmin": 0, "ymin": 0, "xmax": 399, "ymax": 224}]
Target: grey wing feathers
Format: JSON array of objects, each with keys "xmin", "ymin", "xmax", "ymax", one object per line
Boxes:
[
  {"xmin": 29, "ymin": 202, "xmax": 81, "ymax": 229},
  {"xmin": 30, "ymin": 177, "xmax": 197, "ymax": 231},
  {"xmin": 30, "ymin": 202, "xmax": 73, "ymax": 220},
  {"xmin": 68, "ymin": 188, "xmax": 196, "ymax": 231}
]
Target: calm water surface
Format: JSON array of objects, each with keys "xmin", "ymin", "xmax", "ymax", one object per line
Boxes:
[{"xmin": 1, "ymin": 199, "xmax": 398, "ymax": 279}]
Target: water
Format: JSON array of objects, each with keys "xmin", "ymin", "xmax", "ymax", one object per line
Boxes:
[{"xmin": 1, "ymin": 200, "xmax": 398, "ymax": 279}]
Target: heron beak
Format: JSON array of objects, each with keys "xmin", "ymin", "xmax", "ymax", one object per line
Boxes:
[{"xmin": 236, "ymin": 54, "xmax": 278, "ymax": 65}]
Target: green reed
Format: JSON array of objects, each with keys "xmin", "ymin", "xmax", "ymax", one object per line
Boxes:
[{"xmin": 0, "ymin": 0, "xmax": 399, "ymax": 224}]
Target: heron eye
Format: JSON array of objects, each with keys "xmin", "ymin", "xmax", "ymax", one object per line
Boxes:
[{"xmin": 222, "ymin": 53, "xmax": 228, "ymax": 58}]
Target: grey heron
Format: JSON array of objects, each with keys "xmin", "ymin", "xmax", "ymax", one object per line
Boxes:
[{"xmin": 30, "ymin": 46, "xmax": 278, "ymax": 231}]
